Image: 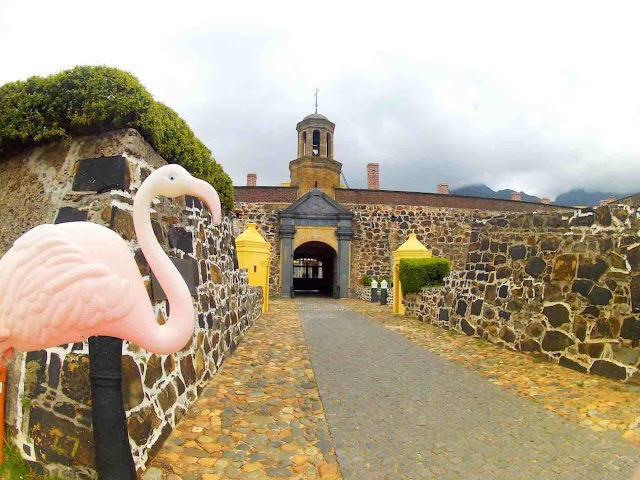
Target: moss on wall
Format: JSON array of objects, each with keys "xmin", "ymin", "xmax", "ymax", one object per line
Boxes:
[{"xmin": 0, "ymin": 66, "xmax": 234, "ymax": 210}]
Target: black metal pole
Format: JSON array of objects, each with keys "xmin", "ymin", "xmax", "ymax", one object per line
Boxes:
[{"xmin": 88, "ymin": 336, "xmax": 137, "ymax": 480}]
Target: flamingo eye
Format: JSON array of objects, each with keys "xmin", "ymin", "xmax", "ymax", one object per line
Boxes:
[{"xmin": 169, "ymin": 175, "xmax": 175, "ymax": 181}]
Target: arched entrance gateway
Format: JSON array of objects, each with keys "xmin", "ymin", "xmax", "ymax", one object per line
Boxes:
[
  {"xmin": 278, "ymin": 189, "xmax": 353, "ymax": 298},
  {"xmin": 293, "ymin": 242, "xmax": 336, "ymax": 296}
]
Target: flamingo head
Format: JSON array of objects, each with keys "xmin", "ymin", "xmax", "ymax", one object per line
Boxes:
[{"xmin": 148, "ymin": 164, "xmax": 222, "ymax": 225}]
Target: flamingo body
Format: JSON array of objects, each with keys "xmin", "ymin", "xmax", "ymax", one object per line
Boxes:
[
  {"xmin": 0, "ymin": 222, "xmax": 150, "ymax": 352},
  {"xmin": 0, "ymin": 164, "xmax": 222, "ymax": 356}
]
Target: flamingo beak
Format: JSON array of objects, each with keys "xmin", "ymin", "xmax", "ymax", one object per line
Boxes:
[{"xmin": 191, "ymin": 178, "xmax": 222, "ymax": 225}]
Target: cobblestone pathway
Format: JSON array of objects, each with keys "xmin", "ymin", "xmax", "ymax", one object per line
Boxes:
[
  {"xmin": 299, "ymin": 297, "xmax": 640, "ymax": 480},
  {"xmin": 147, "ymin": 299, "xmax": 341, "ymax": 480}
]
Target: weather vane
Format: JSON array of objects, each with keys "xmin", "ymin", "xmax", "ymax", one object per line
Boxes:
[{"xmin": 314, "ymin": 88, "xmax": 319, "ymax": 114}]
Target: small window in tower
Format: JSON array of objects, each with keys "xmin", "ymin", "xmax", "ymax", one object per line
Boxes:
[
  {"xmin": 327, "ymin": 133, "xmax": 332, "ymax": 157},
  {"xmin": 302, "ymin": 131, "xmax": 307, "ymax": 155},
  {"xmin": 312, "ymin": 130, "xmax": 320, "ymax": 156}
]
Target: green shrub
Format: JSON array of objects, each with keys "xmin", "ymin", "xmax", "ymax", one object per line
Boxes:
[
  {"xmin": 399, "ymin": 257, "xmax": 450, "ymax": 294},
  {"xmin": 361, "ymin": 274, "xmax": 373, "ymax": 287},
  {"xmin": 0, "ymin": 65, "xmax": 234, "ymax": 210}
]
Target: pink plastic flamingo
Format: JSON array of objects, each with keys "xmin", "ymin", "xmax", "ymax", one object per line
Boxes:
[{"xmin": 0, "ymin": 164, "xmax": 221, "ymax": 357}]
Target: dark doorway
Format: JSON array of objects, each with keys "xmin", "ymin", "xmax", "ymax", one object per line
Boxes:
[{"xmin": 293, "ymin": 242, "xmax": 336, "ymax": 296}]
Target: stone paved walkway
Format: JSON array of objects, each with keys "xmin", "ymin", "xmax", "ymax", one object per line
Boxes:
[
  {"xmin": 299, "ymin": 297, "xmax": 640, "ymax": 479},
  {"xmin": 147, "ymin": 299, "xmax": 341, "ymax": 480}
]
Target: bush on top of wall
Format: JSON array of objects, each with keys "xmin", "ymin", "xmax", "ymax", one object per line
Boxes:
[
  {"xmin": 399, "ymin": 258, "xmax": 450, "ymax": 294},
  {"xmin": 0, "ymin": 65, "xmax": 234, "ymax": 210}
]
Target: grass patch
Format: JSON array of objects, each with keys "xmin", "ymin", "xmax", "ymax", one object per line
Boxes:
[{"xmin": 0, "ymin": 440, "xmax": 63, "ymax": 480}]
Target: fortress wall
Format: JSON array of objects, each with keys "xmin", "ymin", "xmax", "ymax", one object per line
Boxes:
[
  {"xmin": 405, "ymin": 205, "xmax": 640, "ymax": 381},
  {"xmin": 335, "ymin": 189, "xmax": 573, "ymax": 212},
  {"xmin": 0, "ymin": 130, "xmax": 262, "ymax": 478}
]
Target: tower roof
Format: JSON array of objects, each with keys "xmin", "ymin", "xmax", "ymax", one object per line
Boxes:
[{"xmin": 303, "ymin": 113, "xmax": 330, "ymax": 121}]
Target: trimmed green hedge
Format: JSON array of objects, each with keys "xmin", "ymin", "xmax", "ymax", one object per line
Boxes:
[
  {"xmin": 399, "ymin": 257, "xmax": 450, "ymax": 294},
  {"xmin": 0, "ymin": 66, "xmax": 234, "ymax": 210}
]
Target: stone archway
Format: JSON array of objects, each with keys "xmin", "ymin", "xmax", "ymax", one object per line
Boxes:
[
  {"xmin": 293, "ymin": 241, "xmax": 336, "ymax": 296},
  {"xmin": 278, "ymin": 188, "xmax": 353, "ymax": 298}
]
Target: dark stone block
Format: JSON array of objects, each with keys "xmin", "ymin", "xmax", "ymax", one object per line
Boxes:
[
  {"xmin": 621, "ymin": 317, "xmax": 640, "ymax": 341},
  {"xmin": 573, "ymin": 318, "xmax": 588, "ymax": 342},
  {"xmin": 582, "ymin": 305, "xmax": 600, "ymax": 317},
  {"xmin": 590, "ymin": 360, "xmax": 627, "ymax": 380},
  {"xmin": 595, "ymin": 205, "xmax": 612, "ymax": 226},
  {"xmin": 526, "ymin": 322, "xmax": 545, "ymax": 338},
  {"xmin": 588, "ymin": 286, "xmax": 612, "ymax": 306},
  {"xmin": 498, "ymin": 285, "xmax": 509, "ymax": 298},
  {"xmin": 151, "ymin": 220, "xmax": 165, "ymax": 244},
  {"xmin": 185, "ymin": 195, "xmax": 203, "ymax": 209},
  {"xmin": 128, "ymin": 408, "xmax": 160, "ymax": 447},
  {"xmin": 168, "ymin": 226, "xmax": 193, "ymax": 253},
  {"xmin": 591, "ymin": 317, "xmax": 621, "ymax": 339},
  {"xmin": 456, "ymin": 300, "xmax": 467, "ymax": 316},
  {"xmin": 632, "ymin": 276, "xmax": 640, "ymax": 313},
  {"xmin": 60, "ymin": 354, "xmax": 90, "ymax": 405},
  {"xmin": 180, "ymin": 356, "xmax": 196, "ymax": 386},
  {"xmin": 542, "ymin": 303, "xmax": 571, "ymax": 328},
  {"xmin": 158, "ymin": 383, "xmax": 178, "ymax": 411},
  {"xmin": 54, "ymin": 207, "xmax": 88, "ymax": 224},
  {"xmin": 477, "ymin": 272, "xmax": 489, "ymax": 282},
  {"xmin": 572, "ymin": 279, "xmax": 593, "ymax": 297},
  {"xmin": 525, "ymin": 257, "xmax": 546, "ymax": 278},
  {"xmin": 72, "ymin": 156, "xmax": 130, "ymax": 192},
  {"xmin": 541, "ymin": 331, "xmax": 574, "ymax": 352},
  {"xmin": 496, "ymin": 267, "xmax": 511, "ymax": 279},
  {"xmin": 471, "ymin": 299, "xmax": 483, "ymax": 316},
  {"xmin": 541, "ymin": 239, "xmax": 559, "ymax": 251},
  {"xmin": 122, "ymin": 354, "xmax": 144, "ymax": 410},
  {"xmin": 579, "ymin": 343, "xmax": 604, "ymax": 358},
  {"xmin": 47, "ymin": 353, "xmax": 61, "ymax": 389},
  {"xmin": 559, "ymin": 357, "xmax": 588, "ymax": 373},
  {"xmin": 499, "ymin": 326, "xmax": 516, "ymax": 343},
  {"xmin": 29, "ymin": 406, "xmax": 94, "ymax": 466},
  {"xmin": 628, "ymin": 245, "xmax": 640, "ymax": 272},
  {"xmin": 570, "ymin": 211, "xmax": 594, "ymax": 227},
  {"xmin": 552, "ymin": 254, "xmax": 577, "ymax": 281},
  {"xmin": 496, "ymin": 218, "xmax": 508, "ymax": 227},
  {"xmin": 577, "ymin": 258, "xmax": 608, "ymax": 281},
  {"xmin": 438, "ymin": 309, "xmax": 449, "ymax": 322},
  {"xmin": 144, "ymin": 355, "xmax": 163, "ymax": 389},
  {"xmin": 24, "ymin": 350, "xmax": 47, "ymax": 396},
  {"xmin": 461, "ymin": 319, "xmax": 476, "ymax": 336},
  {"xmin": 469, "ymin": 252, "xmax": 481, "ymax": 263},
  {"xmin": 151, "ymin": 257, "xmax": 198, "ymax": 301},
  {"xmin": 509, "ymin": 245, "xmax": 527, "ymax": 260},
  {"xmin": 499, "ymin": 310, "xmax": 511, "ymax": 320},
  {"xmin": 52, "ymin": 401, "xmax": 76, "ymax": 418},
  {"xmin": 520, "ymin": 339, "xmax": 540, "ymax": 352},
  {"xmin": 494, "ymin": 254, "xmax": 506, "ymax": 265}
]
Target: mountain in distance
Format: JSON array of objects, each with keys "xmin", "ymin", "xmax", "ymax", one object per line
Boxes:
[
  {"xmin": 451, "ymin": 184, "xmax": 541, "ymax": 203},
  {"xmin": 450, "ymin": 184, "xmax": 626, "ymax": 207}
]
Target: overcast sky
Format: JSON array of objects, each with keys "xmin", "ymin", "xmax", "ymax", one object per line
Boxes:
[{"xmin": 2, "ymin": 1, "xmax": 640, "ymax": 199}]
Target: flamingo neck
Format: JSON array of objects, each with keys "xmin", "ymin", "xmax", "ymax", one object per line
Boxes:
[{"xmin": 132, "ymin": 183, "xmax": 195, "ymax": 355}]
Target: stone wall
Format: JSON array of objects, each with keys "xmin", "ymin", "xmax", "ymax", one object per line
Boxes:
[
  {"xmin": 405, "ymin": 204, "xmax": 640, "ymax": 382},
  {"xmin": 0, "ymin": 129, "xmax": 263, "ymax": 478}
]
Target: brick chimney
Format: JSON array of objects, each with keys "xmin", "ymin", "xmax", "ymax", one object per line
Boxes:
[
  {"xmin": 437, "ymin": 184, "xmax": 450, "ymax": 195},
  {"xmin": 511, "ymin": 192, "xmax": 522, "ymax": 201},
  {"xmin": 367, "ymin": 163, "xmax": 380, "ymax": 190},
  {"xmin": 247, "ymin": 173, "xmax": 257, "ymax": 187},
  {"xmin": 541, "ymin": 197, "xmax": 550, "ymax": 204}
]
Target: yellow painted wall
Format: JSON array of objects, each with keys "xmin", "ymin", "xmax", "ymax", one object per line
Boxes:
[
  {"xmin": 392, "ymin": 234, "xmax": 432, "ymax": 315},
  {"xmin": 236, "ymin": 223, "xmax": 271, "ymax": 312},
  {"xmin": 293, "ymin": 226, "xmax": 338, "ymax": 253}
]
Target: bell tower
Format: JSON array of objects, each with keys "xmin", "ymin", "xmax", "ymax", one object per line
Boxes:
[{"xmin": 289, "ymin": 113, "xmax": 342, "ymax": 197}]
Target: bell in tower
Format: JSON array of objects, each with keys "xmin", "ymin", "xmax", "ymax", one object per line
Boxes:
[{"xmin": 289, "ymin": 112, "xmax": 343, "ymax": 197}]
